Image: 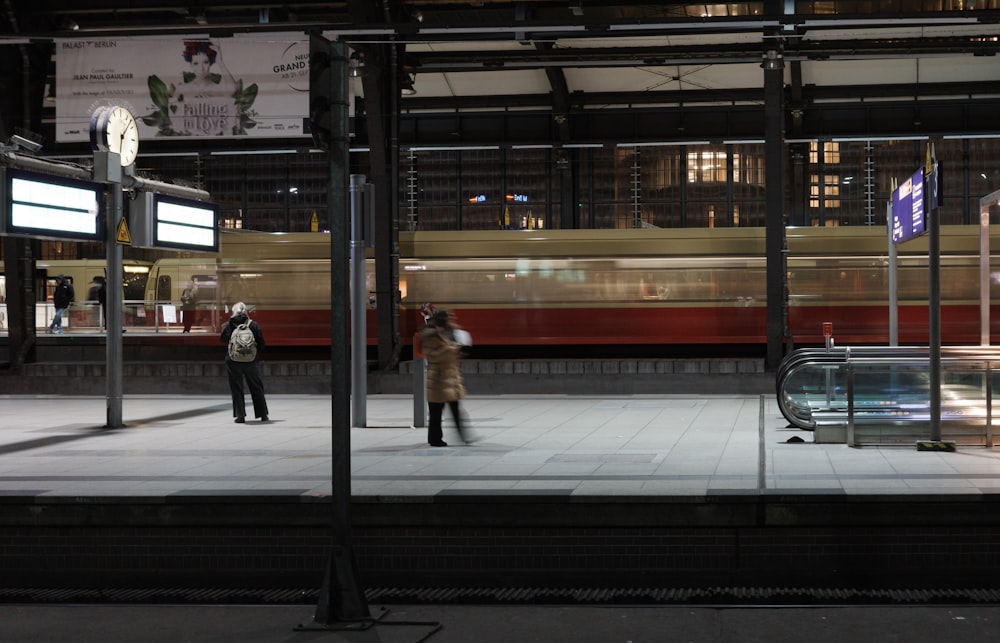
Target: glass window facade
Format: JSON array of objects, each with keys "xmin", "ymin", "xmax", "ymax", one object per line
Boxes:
[{"xmin": 14, "ymin": 136, "xmax": 998, "ymax": 251}]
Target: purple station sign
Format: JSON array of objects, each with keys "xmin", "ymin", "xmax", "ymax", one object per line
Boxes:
[{"xmin": 891, "ymin": 168, "xmax": 926, "ymax": 244}]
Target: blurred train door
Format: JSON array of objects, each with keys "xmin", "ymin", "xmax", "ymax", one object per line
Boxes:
[
  {"xmin": 155, "ymin": 273, "xmax": 172, "ymax": 326},
  {"xmin": 191, "ymin": 274, "xmax": 218, "ymax": 331}
]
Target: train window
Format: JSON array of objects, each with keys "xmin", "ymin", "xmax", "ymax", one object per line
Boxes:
[
  {"xmin": 191, "ymin": 275, "xmax": 218, "ymax": 304},
  {"xmin": 157, "ymin": 275, "xmax": 172, "ymax": 304},
  {"xmin": 123, "ymin": 266, "xmax": 149, "ymax": 301}
]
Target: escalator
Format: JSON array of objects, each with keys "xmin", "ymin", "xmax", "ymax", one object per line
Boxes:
[{"xmin": 777, "ymin": 346, "xmax": 1000, "ymax": 446}]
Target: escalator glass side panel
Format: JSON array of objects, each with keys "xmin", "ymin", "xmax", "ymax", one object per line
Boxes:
[
  {"xmin": 779, "ymin": 359, "xmax": 849, "ymax": 429},
  {"xmin": 776, "ymin": 346, "xmax": 1000, "ymax": 431}
]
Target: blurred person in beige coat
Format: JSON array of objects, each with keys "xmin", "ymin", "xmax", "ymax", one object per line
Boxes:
[{"xmin": 420, "ymin": 309, "xmax": 469, "ymax": 446}]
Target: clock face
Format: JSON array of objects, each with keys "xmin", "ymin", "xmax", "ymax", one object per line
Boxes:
[{"xmin": 93, "ymin": 106, "xmax": 140, "ymax": 167}]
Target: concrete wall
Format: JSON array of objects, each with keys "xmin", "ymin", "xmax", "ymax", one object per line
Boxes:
[{"xmin": 0, "ymin": 358, "xmax": 773, "ymax": 396}]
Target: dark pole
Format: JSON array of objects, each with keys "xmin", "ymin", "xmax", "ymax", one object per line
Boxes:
[
  {"xmin": 106, "ymin": 172, "xmax": 124, "ymax": 428},
  {"xmin": 763, "ymin": 42, "xmax": 787, "ymax": 371},
  {"xmin": 928, "ymin": 158, "xmax": 942, "ymax": 443},
  {"xmin": 302, "ymin": 34, "xmax": 369, "ymax": 628}
]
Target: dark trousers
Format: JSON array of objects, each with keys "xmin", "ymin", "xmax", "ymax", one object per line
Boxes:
[
  {"xmin": 182, "ymin": 308, "xmax": 196, "ymax": 332},
  {"xmin": 226, "ymin": 359, "xmax": 268, "ymax": 419},
  {"xmin": 428, "ymin": 400, "xmax": 463, "ymax": 444}
]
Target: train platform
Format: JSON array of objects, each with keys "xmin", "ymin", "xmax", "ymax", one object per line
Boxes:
[
  {"xmin": 3, "ymin": 392, "xmax": 1000, "ymax": 609},
  {"xmin": 4, "ymin": 391, "xmax": 1000, "ymax": 499}
]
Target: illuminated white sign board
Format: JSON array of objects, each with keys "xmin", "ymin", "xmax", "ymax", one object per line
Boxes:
[
  {"xmin": 131, "ymin": 192, "xmax": 219, "ymax": 252},
  {"xmin": 0, "ymin": 168, "xmax": 103, "ymax": 241}
]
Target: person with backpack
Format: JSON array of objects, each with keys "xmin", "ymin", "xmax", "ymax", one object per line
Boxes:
[{"xmin": 220, "ymin": 301, "xmax": 269, "ymax": 423}]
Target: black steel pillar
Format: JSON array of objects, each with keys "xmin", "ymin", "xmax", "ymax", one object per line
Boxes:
[
  {"xmin": 105, "ymin": 174, "xmax": 124, "ymax": 429},
  {"xmin": 928, "ymin": 160, "xmax": 942, "ymax": 444},
  {"xmin": 763, "ymin": 45, "xmax": 787, "ymax": 371},
  {"xmin": 358, "ymin": 42, "xmax": 402, "ymax": 371},
  {"xmin": 302, "ymin": 34, "xmax": 369, "ymax": 629},
  {"xmin": 1, "ymin": 236, "xmax": 35, "ymax": 369}
]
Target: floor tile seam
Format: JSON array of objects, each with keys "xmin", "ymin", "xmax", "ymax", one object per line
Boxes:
[
  {"xmin": 67, "ymin": 471, "xmax": 987, "ymax": 482},
  {"xmin": 704, "ymin": 408, "xmax": 752, "ymax": 481},
  {"xmin": 619, "ymin": 409, "xmax": 678, "ymax": 451}
]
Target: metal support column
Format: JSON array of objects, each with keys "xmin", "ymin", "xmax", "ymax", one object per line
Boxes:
[
  {"xmin": 888, "ymin": 201, "xmax": 898, "ymax": 346},
  {"xmin": 299, "ymin": 34, "xmax": 369, "ymax": 631},
  {"xmin": 763, "ymin": 43, "xmax": 787, "ymax": 371},
  {"xmin": 847, "ymin": 360, "xmax": 856, "ymax": 447},
  {"xmin": 350, "ymin": 174, "xmax": 367, "ymax": 428},
  {"xmin": 104, "ymin": 160, "xmax": 124, "ymax": 429},
  {"xmin": 3, "ymin": 150, "xmax": 207, "ymax": 428},
  {"xmin": 980, "ymin": 189, "xmax": 999, "ymax": 347},
  {"xmin": 928, "ymin": 177, "xmax": 942, "ymax": 444}
]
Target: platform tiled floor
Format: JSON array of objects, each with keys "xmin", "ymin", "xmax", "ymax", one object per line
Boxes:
[{"xmin": 1, "ymin": 394, "xmax": 999, "ymax": 497}]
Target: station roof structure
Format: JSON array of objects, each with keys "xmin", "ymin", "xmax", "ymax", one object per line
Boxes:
[{"xmin": 2, "ymin": 1, "xmax": 1000, "ymax": 150}]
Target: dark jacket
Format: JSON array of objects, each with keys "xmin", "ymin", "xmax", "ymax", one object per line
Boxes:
[
  {"xmin": 220, "ymin": 312, "xmax": 266, "ymax": 362},
  {"xmin": 53, "ymin": 282, "xmax": 74, "ymax": 309},
  {"xmin": 180, "ymin": 287, "xmax": 197, "ymax": 311}
]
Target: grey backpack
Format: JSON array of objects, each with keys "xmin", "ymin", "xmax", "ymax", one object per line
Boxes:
[{"xmin": 228, "ymin": 321, "xmax": 257, "ymax": 362}]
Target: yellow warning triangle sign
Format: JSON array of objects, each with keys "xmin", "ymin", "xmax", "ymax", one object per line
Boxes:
[{"xmin": 116, "ymin": 217, "xmax": 132, "ymax": 245}]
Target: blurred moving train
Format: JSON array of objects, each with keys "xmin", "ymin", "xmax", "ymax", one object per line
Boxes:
[
  {"xmin": 4, "ymin": 226, "xmax": 1000, "ymax": 350},
  {"xmin": 146, "ymin": 225, "xmax": 1000, "ymax": 350},
  {"xmin": 0, "ymin": 258, "xmax": 151, "ymax": 330}
]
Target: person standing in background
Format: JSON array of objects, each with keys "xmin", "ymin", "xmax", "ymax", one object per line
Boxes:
[
  {"xmin": 180, "ymin": 280, "xmax": 198, "ymax": 333},
  {"xmin": 87, "ymin": 276, "xmax": 103, "ymax": 302},
  {"xmin": 48, "ymin": 275, "xmax": 74, "ymax": 334},
  {"xmin": 420, "ymin": 309, "xmax": 469, "ymax": 446},
  {"xmin": 220, "ymin": 301, "xmax": 269, "ymax": 424}
]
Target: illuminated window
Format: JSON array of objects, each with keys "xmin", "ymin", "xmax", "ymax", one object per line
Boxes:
[
  {"xmin": 824, "ymin": 175, "xmax": 841, "ymax": 208},
  {"xmin": 809, "ymin": 142, "xmax": 842, "ymax": 210},
  {"xmin": 687, "ymin": 150, "xmax": 727, "ymax": 183}
]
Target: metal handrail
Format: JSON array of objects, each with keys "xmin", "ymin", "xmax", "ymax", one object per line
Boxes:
[{"xmin": 23, "ymin": 299, "xmax": 220, "ymax": 333}]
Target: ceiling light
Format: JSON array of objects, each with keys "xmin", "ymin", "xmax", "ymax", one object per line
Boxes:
[
  {"xmin": 761, "ymin": 50, "xmax": 783, "ymax": 71},
  {"xmin": 349, "ymin": 50, "xmax": 365, "ymax": 78}
]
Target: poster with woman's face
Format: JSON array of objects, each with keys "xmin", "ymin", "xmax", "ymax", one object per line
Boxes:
[
  {"xmin": 55, "ymin": 34, "xmax": 312, "ymax": 142},
  {"xmin": 155, "ymin": 39, "xmax": 241, "ymax": 136}
]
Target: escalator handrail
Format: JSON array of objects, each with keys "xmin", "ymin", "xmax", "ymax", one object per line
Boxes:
[{"xmin": 776, "ymin": 346, "xmax": 1000, "ymax": 430}]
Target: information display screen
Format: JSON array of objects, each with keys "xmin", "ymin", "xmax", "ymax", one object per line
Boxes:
[
  {"xmin": 891, "ymin": 168, "xmax": 926, "ymax": 244},
  {"xmin": 154, "ymin": 194, "xmax": 218, "ymax": 251},
  {"xmin": 131, "ymin": 192, "xmax": 219, "ymax": 252},
  {"xmin": 0, "ymin": 168, "xmax": 103, "ymax": 241}
]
